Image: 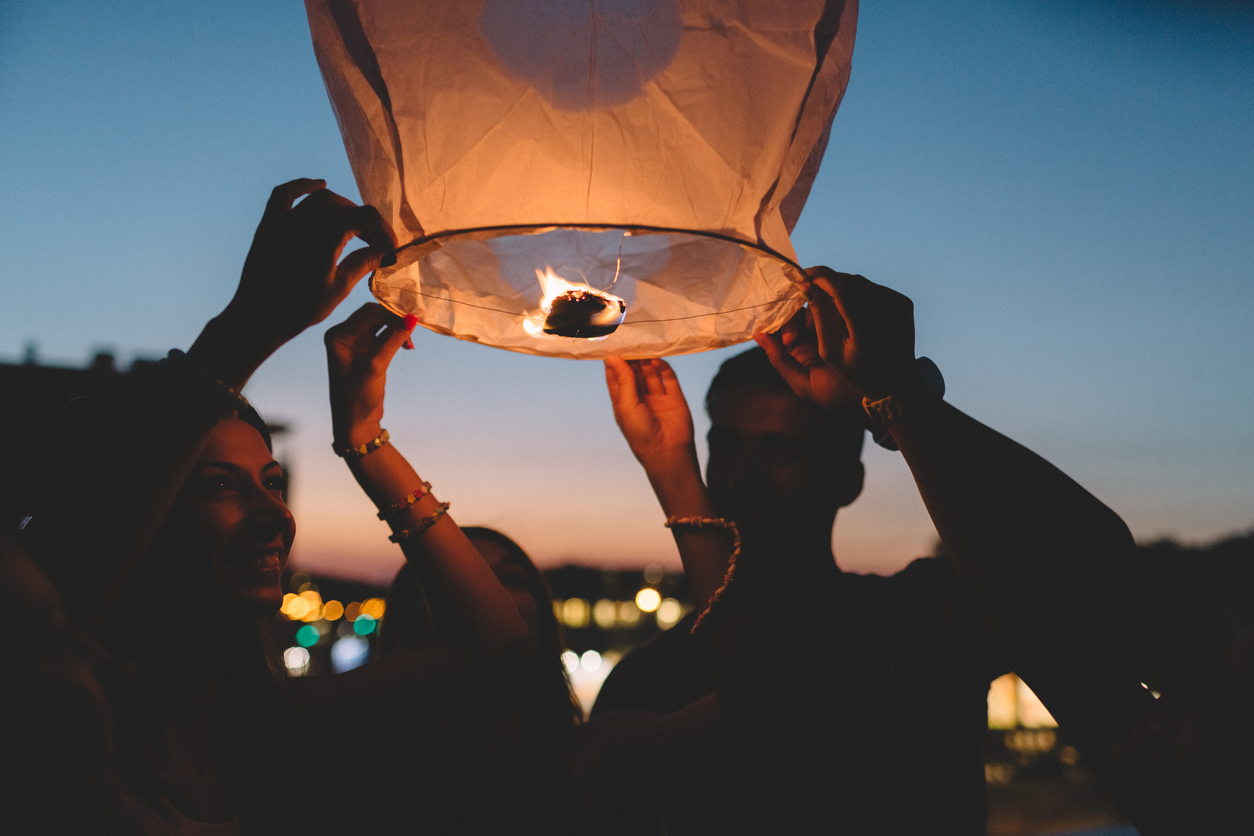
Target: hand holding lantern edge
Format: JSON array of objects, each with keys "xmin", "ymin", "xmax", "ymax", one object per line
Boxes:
[
  {"xmin": 325, "ymin": 303, "xmax": 417, "ymax": 448},
  {"xmin": 755, "ymin": 266, "xmax": 920, "ymax": 407},
  {"xmin": 189, "ymin": 179, "xmax": 399, "ymax": 390}
]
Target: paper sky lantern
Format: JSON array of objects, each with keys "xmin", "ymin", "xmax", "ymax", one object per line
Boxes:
[{"xmin": 305, "ymin": 0, "xmax": 858, "ymax": 359}]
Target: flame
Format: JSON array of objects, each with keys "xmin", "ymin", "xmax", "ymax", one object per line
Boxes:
[{"xmin": 523, "ymin": 267, "xmax": 627, "ymax": 338}]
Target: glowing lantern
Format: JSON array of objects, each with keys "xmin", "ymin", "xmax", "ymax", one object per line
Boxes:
[{"xmin": 305, "ymin": 0, "xmax": 858, "ymax": 358}]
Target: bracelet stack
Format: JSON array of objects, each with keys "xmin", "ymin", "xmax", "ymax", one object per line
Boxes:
[
  {"xmin": 388, "ymin": 501, "xmax": 452, "ymax": 543},
  {"xmin": 664, "ymin": 516, "xmax": 741, "ymax": 634},
  {"xmin": 377, "ymin": 481, "xmax": 433, "ymax": 520},
  {"xmin": 334, "ymin": 429, "xmax": 390, "ymax": 459}
]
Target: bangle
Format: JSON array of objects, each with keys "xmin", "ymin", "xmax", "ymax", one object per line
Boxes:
[
  {"xmin": 664, "ymin": 516, "xmax": 741, "ymax": 634},
  {"xmin": 388, "ymin": 501, "xmax": 451, "ymax": 542},
  {"xmin": 377, "ymin": 482, "xmax": 432, "ymax": 519},
  {"xmin": 334, "ymin": 429, "xmax": 389, "ymax": 459},
  {"xmin": 160, "ymin": 349, "xmax": 251, "ymax": 416}
]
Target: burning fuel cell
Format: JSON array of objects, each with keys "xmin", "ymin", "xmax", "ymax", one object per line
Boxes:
[{"xmin": 524, "ymin": 267, "xmax": 627, "ymax": 340}]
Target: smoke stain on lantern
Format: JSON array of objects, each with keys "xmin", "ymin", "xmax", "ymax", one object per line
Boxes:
[{"xmin": 524, "ymin": 267, "xmax": 627, "ymax": 340}]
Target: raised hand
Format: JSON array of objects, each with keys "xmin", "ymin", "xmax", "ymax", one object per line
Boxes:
[
  {"xmin": 191, "ymin": 179, "xmax": 399, "ymax": 389},
  {"xmin": 325, "ymin": 303, "xmax": 417, "ymax": 448},
  {"xmin": 230, "ymin": 179, "xmax": 398, "ymax": 341},
  {"xmin": 604, "ymin": 357, "xmax": 696, "ymax": 469},
  {"xmin": 755, "ymin": 267, "xmax": 917, "ymax": 404}
]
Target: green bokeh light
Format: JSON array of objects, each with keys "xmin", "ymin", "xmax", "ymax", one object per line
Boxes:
[
  {"xmin": 353, "ymin": 614, "xmax": 376, "ymax": 636},
  {"xmin": 296, "ymin": 624, "xmax": 320, "ymax": 647}
]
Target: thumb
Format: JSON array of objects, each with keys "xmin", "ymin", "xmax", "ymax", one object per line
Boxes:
[{"xmin": 753, "ymin": 332, "xmax": 810, "ymax": 398}]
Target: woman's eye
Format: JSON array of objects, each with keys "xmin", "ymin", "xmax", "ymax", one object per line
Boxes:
[
  {"xmin": 265, "ymin": 474, "xmax": 289, "ymax": 492},
  {"xmin": 196, "ymin": 474, "xmax": 236, "ymax": 494}
]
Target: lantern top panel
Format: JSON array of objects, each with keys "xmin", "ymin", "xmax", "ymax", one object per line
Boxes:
[{"xmin": 307, "ymin": 0, "xmax": 859, "ymax": 358}]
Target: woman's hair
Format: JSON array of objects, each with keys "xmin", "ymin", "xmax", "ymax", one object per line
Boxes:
[{"xmin": 381, "ymin": 526, "xmax": 582, "ymax": 732}]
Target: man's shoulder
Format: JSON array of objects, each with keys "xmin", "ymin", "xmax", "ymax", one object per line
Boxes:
[{"xmin": 590, "ymin": 613, "xmax": 707, "ymax": 717}]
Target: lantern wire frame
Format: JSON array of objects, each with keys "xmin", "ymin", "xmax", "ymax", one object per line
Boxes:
[{"xmin": 370, "ymin": 222, "xmax": 809, "ymax": 357}]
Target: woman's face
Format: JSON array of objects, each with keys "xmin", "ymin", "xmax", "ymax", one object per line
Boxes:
[
  {"xmin": 167, "ymin": 418, "xmax": 295, "ymax": 615},
  {"xmin": 471, "ymin": 536, "xmax": 541, "ymax": 642}
]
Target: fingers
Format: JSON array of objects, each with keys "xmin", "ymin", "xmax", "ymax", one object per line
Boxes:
[
  {"xmin": 635, "ymin": 358, "xmax": 670, "ymax": 397},
  {"xmin": 604, "ymin": 356, "xmax": 642, "ymax": 416},
  {"xmin": 655, "ymin": 359, "xmax": 683, "ymax": 397},
  {"xmin": 753, "ymin": 331, "xmax": 811, "ymax": 397},
  {"xmin": 325, "ymin": 303, "xmax": 413, "ymax": 357},
  {"xmin": 333, "ymin": 245, "xmax": 388, "ymax": 298},
  {"xmin": 264, "ymin": 178, "xmax": 326, "ymax": 222}
]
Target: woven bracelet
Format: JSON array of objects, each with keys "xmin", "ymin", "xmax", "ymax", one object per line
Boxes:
[
  {"xmin": 664, "ymin": 516, "xmax": 741, "ymax": 634},
  {"xmin": 377, "ymin": 481, "xmax": 432, "ymax": 519},
  {"xmin": 334, "ymin": 429, "xmax": 390, "ymax": 459},
  {"xmin": 388, "ymin": 501, "xmax": 451, "ymax": 543}
]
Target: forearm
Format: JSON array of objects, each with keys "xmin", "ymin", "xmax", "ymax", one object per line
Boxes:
[
  {"xmin": 639, "ymin": 449, "xmax": 730, "ymax": 613},
  {"xmin": 342, "ymin": 436, "xmax": 529, "ymax": 655},
  {"xmin": 890, "ymin": 402, "xmax": 1134, "ymax": 638}
]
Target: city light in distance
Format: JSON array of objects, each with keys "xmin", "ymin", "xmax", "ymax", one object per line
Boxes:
[{"xmin": 635, "ymin": 588, "xmax": 661, "ymax": 613}]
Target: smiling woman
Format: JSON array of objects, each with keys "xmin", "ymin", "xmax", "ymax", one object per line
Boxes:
[{"xmin": 165, "ymin": 418, "xmax": 295, "ymax": 615}]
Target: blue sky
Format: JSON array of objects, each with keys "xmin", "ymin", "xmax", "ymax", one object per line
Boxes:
[{"xmin": 2, "ymin": 0, "xmax": 1250, "ymax": 582}]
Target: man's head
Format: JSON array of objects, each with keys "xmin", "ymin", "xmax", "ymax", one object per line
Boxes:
[{"xmin": 705, "ymin": 347, "xmax": 865, "ymax": 548}]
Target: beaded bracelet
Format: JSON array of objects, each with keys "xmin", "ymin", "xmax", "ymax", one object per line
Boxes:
[
  {"xmin": 377, "ymin": 481, "xmax": 433, "ymax": 519},
  {"xmin": 334, "ymin": 429, "xmax": 390, "ymax": 459},
  {"xmin": 388, "ymin": 501, "xmax": 451, "ymax": 543},
  {"xmin": 664, "ymin": 516, "xmax": 741, "ymax": 634}
]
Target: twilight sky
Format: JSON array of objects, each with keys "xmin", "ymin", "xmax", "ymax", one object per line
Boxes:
[{"xmin": 2, "ymin": 0, "xmax": 1251, "ymax": 584}]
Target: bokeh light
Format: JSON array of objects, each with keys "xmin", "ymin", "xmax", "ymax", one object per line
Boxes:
[
  {"xmin": 361, "ymin": 597, "xmax": 386, "ymax": 620},
  {"xmin": 656, "ymin": 598, "xmax": 683, "ymax": 628},
  {"xmin": 635, "ymin": 588, "xmax": 661, "ymax": 613},
  {"xmin": 561, "ymin": 598, "xmax": 590, "ymax": 628},
  {"xmin": 580, "ymin": 649, "xmax": 602, "ymax": 672},
  {"xmin": 283, "ymin": 646, "xmax": 310, "ymax": 676},
  {"xmin": 331, "ymin": 635, "xmax": 370, "ymax": 673},
  {"xmin": 353, "ymin": 614, "xmax": 377, "ymax": 635},
  {"xmin": 593, "ymin": 599, "xmax": 617, "ymax": 629},
  {"xmin": 321, "ymin": 600, "xmax": 344, "ymax": 621},
  {"xmin": 295, "ymin": 624, "xmax": 320, "ymax": 648},
  {"xmin": 561, "ymin": 650, "xmax": 580, "ymax": 674}
]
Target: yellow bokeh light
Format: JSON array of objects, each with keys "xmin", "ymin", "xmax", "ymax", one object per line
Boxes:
[
  {"xmin": 593, "ymin": 599, "xmax": 617, "ymax": 629},
  {"xmin": 345, "ymin": 601, "xmax": 361, "ymax": 622},
  {"xmin": 361, "ymin": 597, "xmax": 386, "ymax": 620},
  {"xmin": 321, "ymin": 600, "xmax": 344, "ymax": 621},
  {"xmin": 562, "ymin": 598, "xmax": 590, "ymax": 628},
  {"xmin": 635, "ymin": 588, "xmax": 661, "ymax": 613},
  {"xmin": 617, "ymin": 601, "xmax": 640, "ymax": 625},
  {"xmin": 656, "ymin": 598, "xmax": 683, "ymax": 628}
]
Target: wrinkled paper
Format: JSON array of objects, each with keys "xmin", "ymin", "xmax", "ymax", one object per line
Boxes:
[{"xmin": 306, "ymin": 0, "xmax": 858, "ymax": 359}]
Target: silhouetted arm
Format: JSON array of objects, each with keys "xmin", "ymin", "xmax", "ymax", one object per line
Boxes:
[
  {"xmin": 758, "ymin": 268, "xmax": 1175, "ymax": 831},
  {"xmin": 325, "ymin": 304, "xmax": 530, "ymax": 658},
  {"xmin": 758, "ymin": 268, "xmax": 1134, "ymax": 641},
  {"xmin": 603, "ymin": 357, "xmax": 732, "ymax": 614}
]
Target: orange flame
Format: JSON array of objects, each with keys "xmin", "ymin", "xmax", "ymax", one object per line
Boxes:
[{"xmin": 523, "ymin": 267, "xmax": 626, "ymax": 338}]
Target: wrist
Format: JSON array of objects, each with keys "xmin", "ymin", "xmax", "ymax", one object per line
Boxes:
[
  {"xmin": 644, "ymin": 454, "xmax": 714, "ymax": 518},
  {"xmin": 863, "ymin": 357, "xmax": 946, "ymax": 449},
  {"xmin": 333, "ymin": 420, "xmax": 384, "ymax": 450},
  {"xmin": 188, "ymin": 311, "xmax": 281, "ymax": 390}
]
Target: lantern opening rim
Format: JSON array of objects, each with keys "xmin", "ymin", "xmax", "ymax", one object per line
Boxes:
[{"xmin": 377, "ymin": 222, "xmax": 807, "ymax": 281}]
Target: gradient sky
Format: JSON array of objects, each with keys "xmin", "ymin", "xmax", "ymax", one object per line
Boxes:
[{"xmin": 2, "ymin": 0, "xmax": 1251, "ymax": 585}]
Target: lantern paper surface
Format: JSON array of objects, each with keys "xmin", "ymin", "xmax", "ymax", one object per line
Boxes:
[{"xmin": 306, "ymin": 0, "xmax": 858, "ymax": 359}]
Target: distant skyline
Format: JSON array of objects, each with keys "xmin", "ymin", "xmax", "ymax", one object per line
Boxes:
[{"xmin": 2, "ymin": 0, "xmax": 1251, "ymax": 584}]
